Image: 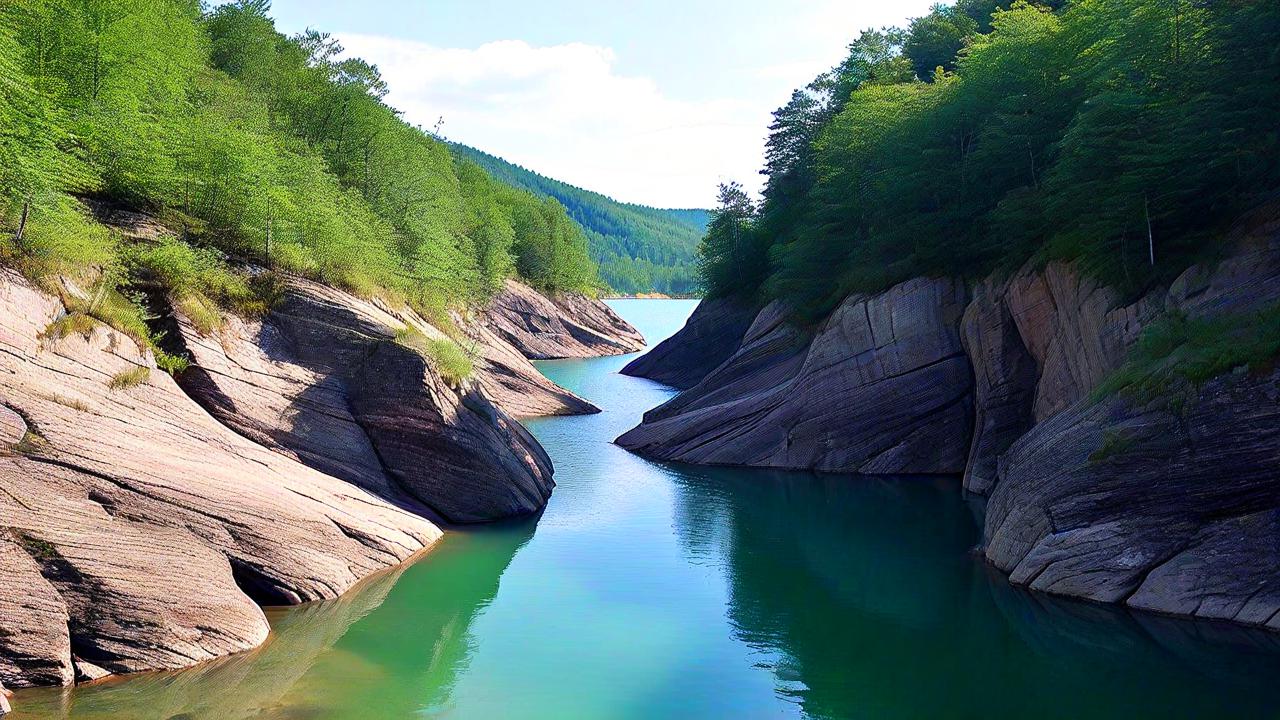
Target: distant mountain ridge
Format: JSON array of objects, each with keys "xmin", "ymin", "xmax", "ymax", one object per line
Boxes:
[{"xmin": 451, "ymin": 144, "xmax": 707, "ymax": 295}]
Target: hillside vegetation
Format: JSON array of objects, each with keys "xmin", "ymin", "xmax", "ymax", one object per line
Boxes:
[
  {"xmin": 699, "ymin": 0, "xmax": 1280, "ymax": 320},
  {"xmin": 453, "ymin": 144, "xmax": 707, "ymax": 295},
  {"xmin": 0, "ymin": 0, "xmax": 600, "ymax": 354}
]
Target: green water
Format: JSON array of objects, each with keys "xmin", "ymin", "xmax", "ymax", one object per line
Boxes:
[{"xmin": 14, "ymin": 299, "xmax": 1280, "ymax": 719}]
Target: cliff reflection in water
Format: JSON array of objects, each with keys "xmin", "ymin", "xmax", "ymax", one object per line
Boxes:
[
  {"xmin": 12, "ymin": 524, "xmax": 534, "ymax": 720},
  {"xmin": 668, "ymin": 466, "xmax": 1280, "ymax": 720}
]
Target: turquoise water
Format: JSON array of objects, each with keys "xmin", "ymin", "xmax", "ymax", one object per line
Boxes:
[{"xmin": 14, "ymin": 298, "xmax": 1280, "ymax": 719}]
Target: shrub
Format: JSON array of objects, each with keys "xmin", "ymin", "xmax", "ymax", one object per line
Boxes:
[
  {"xmin": 425, "ymin": 338, "xmax": 474, "ymax": 385},
  {"xmin": 1095, "ymin": 305, "xmax": 1280, "ymax": 401},
  {"xmin": 155, "ymin": 349, "xmax": 190, "ymax": 375}
]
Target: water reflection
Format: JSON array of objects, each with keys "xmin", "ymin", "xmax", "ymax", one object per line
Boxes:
[
  {"xmin": 668, "ymin": 465, "xmax": 1280, "ymax": 720},
  {"xmin": 13, "ymin": 524, "xmax": 535, "ymax": 720}
]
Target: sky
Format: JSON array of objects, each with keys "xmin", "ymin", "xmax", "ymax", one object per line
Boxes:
[{"xmin": 255, "ymin": 0, "xmax": 938, "ymax": 209}]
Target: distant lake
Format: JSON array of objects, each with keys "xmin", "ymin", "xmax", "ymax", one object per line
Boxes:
[{"xmin": 15, "ymin": 298, "xmax": 1280, "ymax": 719}]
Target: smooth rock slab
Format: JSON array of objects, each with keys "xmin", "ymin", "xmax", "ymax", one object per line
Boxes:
[
  {"xmin": 618, "ymin": 277, "xmax": 974, "ymax": 474},
  {"xmin": 620, "ymin": 296, "xmax": 758, "ymax": 390},
  {"xmin": 177, "ymin": 276, "xmax": 558, "ymax": 523},
  {"xmin": 483, "ymin": 279, "xmax": 645, "ymax": 360},
  {"xmin": 0, "ymin": 270, "xmax": 441, "ymax": 687},
  {"xmin": 984, "ymin": 368, "xmax": 1280, "ymax": 627}
]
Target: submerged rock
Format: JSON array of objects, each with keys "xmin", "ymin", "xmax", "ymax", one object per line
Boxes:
[
  {"xmin": 618, "ymin": 277, "xmax": 974, "ymax": 474},
  {"xmin": 0, "ymin": 270, "xmax": 442, "ymax": 688},
  {"xmin": 620, "ymin": 296, "xmax": 757, "ymax": 390},
  {"xmin": 176, "ymin": 276, "xmax": 558, "ymax": 524},
  {"xmin": 482, "ymin": 279, "xmax": 645, "ymax": 360}
]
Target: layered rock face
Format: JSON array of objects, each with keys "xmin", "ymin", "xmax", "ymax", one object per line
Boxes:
[
  {"xmin": 0, "ymin": 270, "xmax": 442, "ymax": 688},
  {"xmin": 176, "ymin": 276, "xmax": 559, "ymax": 524},
  {"xmin": 977, "ymin": 225, "xmax": 1280, "ymax": 624},
  {"xmin": 983, "ymin": 367, "xmax": 1280, "ymax": 627},
  {"xmin": 620, "ymin": 296, "xmax": 757, "ymax": 390},
  {"xmin": 618, "ymin": 278, "xmax": 974, "ymax": 474},
  {"xmin": 483, "ymin": 279, "xmax": 645, "ymax": 360},
  {"xmin": 620, "ymin": 210, "xmax": 1280, "ymax": 630}
]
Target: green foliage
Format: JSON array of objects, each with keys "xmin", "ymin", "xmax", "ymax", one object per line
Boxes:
[
  {"xmin": 453, "ymin": 144, "xmax": 706, "ymax": 295},
  {"xmin": 394, "ymin": 327, "xmax": 474, "ymax": 385},
  {"xmin": 42, "ymin": 312, "xmax": 97, "ymax": 342},
  {"xmin": 0, "ymin": 0, "xmax": 600, "ymax": 331},
  {"xmin": 1088, "ymin": 429, "xmax": 1136, "ymax": 465},
  {"xmin": 905, "ymin": 3, "xmax": 979, "ymax": 79},
  {"xmin": 699, "ymin": 183, "xmax": 766, "ymax": 300},
  {"xmin": 108, "ymin": 365, "xmax": 150, "ymax": 390},
  {"xmin": 154, "ymin": 349, "xmax": 190, "ymax": 375},
  {"xmin": 702, "ymin": 0, "xmax": 1280, "ymax": 325},
  {"xmin": 1094, "ymin": 306, "xmax": 1280, "ymax": 402}
]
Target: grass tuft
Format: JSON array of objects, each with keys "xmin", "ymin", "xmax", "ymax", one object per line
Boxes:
[
  {"xmin": 176, "ymin": 291, "xmax": 224, "ymax": 336},
  {"xmin": 42, "ymin": 312, "xmax": 97, "ymax": 342},
  {"xmin": 108, "ymin": 366, "xmax": 150, "ymax": 391},
  {"xmin": 394, "ymin": 326, "xmax": 474, "ymax": 385}
]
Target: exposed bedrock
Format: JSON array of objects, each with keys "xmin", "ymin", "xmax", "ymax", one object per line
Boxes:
[
  {"xmin": 620, "ymin": 296, "xmax": 758, "ymax": 390},
  {"xmin": 618, "ymin": 208, "xmax": 1280, "ymax": 630},
  {"xmin": 617, "ymin": 277, "xmax": 974, "ymax": 474},
  {"xmin": 977, "ymin": 220, "xmax": 1280, "ymax": 620},
  {"xmin": 176, "ymin": 276, "xmax": 558, "ymax": 524},
  {"xmin": 0, "ymin": 270, "xmax": 442, "ymax": 688},
  {"xmin": 963, "ymin": 211, "xmax": 1280, "ymax": 496},
  {"xmin": 983, "ymin": 367, "xmax": 1280, "ymax": 628},
  {"xmin": 482, "ymin": 279, "xmax": 645, "ymax": 360}
]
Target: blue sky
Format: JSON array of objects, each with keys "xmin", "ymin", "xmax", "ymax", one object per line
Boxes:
[{"xmin": 256, "ymin": 0, "xmax": 937, "ymax": 208}]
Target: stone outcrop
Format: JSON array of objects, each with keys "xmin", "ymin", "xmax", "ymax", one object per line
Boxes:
[
  {"xmin": 620, "ymin": 296, "xmax": 757, "ymax": 390},
  {"xmin": 482, "ymin": 279, "xmax": 645, "ymax": 360},
  {"xmin": 984, "ymin": 367, "xmax": 1280, "ymax": 628},
  {"xmin": 618, "ymin": 277, "xmax": 974, "ymax": 474},
  {"xmin": 976, "ymin": 219, "xmax": 1280, "ymax": 621},
  {"xmin": 175, "ymin": 276, "xmax": 559, "ymax": 524},
  {"xmin": 0, "ymin": 270, "xmax": 442, "ymax": 688},
  {"xmin": 618, "ymin": 205, "xmax": 1280, "ymax": 631}
]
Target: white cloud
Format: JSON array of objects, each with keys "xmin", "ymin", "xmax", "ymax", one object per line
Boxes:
[{"xmin": 338, "ymin": 34, "xmax": 769, "ymax": 208}]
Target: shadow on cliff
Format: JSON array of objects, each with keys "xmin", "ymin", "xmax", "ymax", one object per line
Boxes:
[
  {"xmin": 11, "ymin": 522, "xmax": 536, "ymax": 720},
  {"xmin": 172, "ymin": 286, "xmax": 552, "ymax": 527},
  {"xmin": 666, "ymin": 466, "xmax": 1280, "ymax": 720}
]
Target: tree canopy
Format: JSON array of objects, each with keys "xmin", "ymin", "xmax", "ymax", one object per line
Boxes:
[
  {"xmin": 698, "ymin": 0, "xmax": 1280, "ymax": 320},
  {"xmin": 0, "ymin": 0, "xmax": 601, "ymax": 332}
]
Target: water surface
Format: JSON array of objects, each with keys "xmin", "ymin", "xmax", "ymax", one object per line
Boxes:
[{"xmin": 15, "ymin": 299, "xmax": 1280, "ymax": 719}]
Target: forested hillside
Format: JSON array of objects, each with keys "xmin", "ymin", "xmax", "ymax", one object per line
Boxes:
[
  {"xmin": 0, "ymin": 0, "xmax": 599, "ymax": 364},
  {"xmin": 699, "ymin": 0, "xmax": 1280, "ymax": 319},
  {"xmin": 453, "ymin": 144, "xmax": 707, "ymax": 295}
]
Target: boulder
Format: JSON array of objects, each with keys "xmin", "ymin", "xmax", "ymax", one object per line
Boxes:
[
  {"xmin": 176, "ymin": 276, "xmax": 558, "ymax": 524},
  {"xmin": 482, "ymin": 279, "xmax": 645, "ymax": 360},
  {"xmin": 618, "ymin": 277, "xmax": 974, "ymax": 474},
  {"xmin": 620, "ymin": 296, "xmax": 758, "ymax": 390},
  {"xmin": 0, "ymin": 270, "xmax": 441, "ymax": 687}
]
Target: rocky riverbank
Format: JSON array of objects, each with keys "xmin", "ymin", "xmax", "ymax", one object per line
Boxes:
[
  {"xmin": 618, "ymin": 210, "xmax": 1280, "ymax": 630},
  {"xmin": 0, "ymin": 262, "xmax": 644, "ymax": 691}
]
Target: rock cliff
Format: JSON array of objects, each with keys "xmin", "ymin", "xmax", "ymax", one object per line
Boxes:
[
  {"xmin": 175, "ymin": 276, "xmax": 558, "ymax": 524},
  {"xmin": 0, "ymin": 270, "xmax": 442, "ymax": 689},
  {"xmin": 620, "ymin": 296, "xmax": 757, "ymax": 389},
  {"xmin": 618, "ymin": 278, "xmax": 974, "ymax": 474},
  {"xmin": 620, "ymin": 209, "xmax": 1280, "ymax": 630},
  {"xmin": 482, "ymin": 279, "xmax": 645, "ymax": 360}
]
